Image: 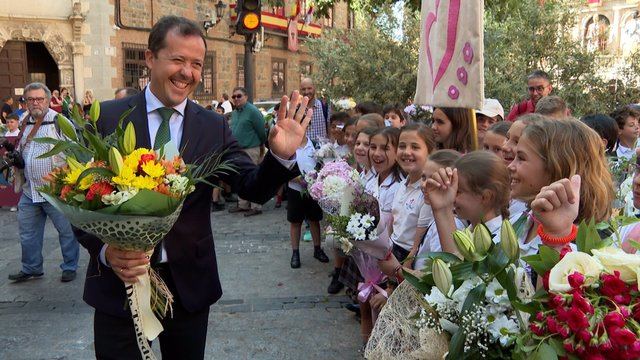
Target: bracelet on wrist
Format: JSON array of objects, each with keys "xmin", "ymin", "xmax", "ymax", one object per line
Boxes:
[{"xmin": 537, "ymin": 224, "xmax": 578, "ymax": 246}]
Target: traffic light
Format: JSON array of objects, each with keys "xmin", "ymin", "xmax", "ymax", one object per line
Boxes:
[{"xmin": 236, "ymin": 0, "xmax": 261, "ymax": 35}]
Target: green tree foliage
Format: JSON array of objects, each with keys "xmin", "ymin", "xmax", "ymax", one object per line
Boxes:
[{"xmin": 307, "ymin": 0, "xmax": 640, "ymax": 115}]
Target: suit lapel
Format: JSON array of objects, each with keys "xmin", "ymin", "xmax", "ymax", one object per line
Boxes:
[
  {"xmin": 179, "ymin": 101, "xmax": 203, "ymax": 163},
  {"xmin": 128, "ymin": 93, "xmax": 151, "ymax": 149}
]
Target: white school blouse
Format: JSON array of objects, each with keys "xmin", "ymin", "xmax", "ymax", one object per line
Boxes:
[{"xmin": 390, "ymin": 179, "xmax": 432, "ymax": 251}]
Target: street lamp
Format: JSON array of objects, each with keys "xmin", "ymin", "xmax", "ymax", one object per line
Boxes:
[{"xmin": 203, "ymin": 0, "xmax": 227, "ymax": 33}]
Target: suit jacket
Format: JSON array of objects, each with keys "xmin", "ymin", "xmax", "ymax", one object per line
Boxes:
[{"xmin": 75, "ymin": 92, "xmax": 298, "ymax": 317}]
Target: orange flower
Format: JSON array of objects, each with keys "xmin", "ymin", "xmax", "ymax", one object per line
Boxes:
[
  {"xmin": 60, "ymin": 185, "xmax": 74, "ymax": 201},
  {"xmin": 161, "ymin": 159, "xmax": 176, "ymax": 175},
  {"xmin": 155, "ymin": 183, "xmax": 171, "ymax": 196}
]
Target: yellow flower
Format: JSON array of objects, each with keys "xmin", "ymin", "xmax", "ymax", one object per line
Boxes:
[
  {"xmin": 123, "ymin": 148, "xmax": 155, "ymax": 170},
  {"xmin": 131, "ymin": 176, "xmax": 159, "ymax": 190},
  {"xmin": 64, "ymin": 168, "xmax": 83, "ymax": 185},
  {"xmin": 141, "ymin": 161, "xmax": 165, "ymax": 178},
  {"xmin": 112, "ymin": 166, "xmax": 136, "ymax": 187},
  {"xmin": 78, "ymin": 174, "xmax": 94, "ymax": 190}
]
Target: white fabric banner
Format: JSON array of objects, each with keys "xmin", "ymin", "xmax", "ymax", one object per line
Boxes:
[{"xmin": 415, "ymin": 0, "xmax": 484, "ymax": 109}]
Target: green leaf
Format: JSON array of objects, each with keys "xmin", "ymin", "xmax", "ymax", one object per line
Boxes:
[
  {"xmin": 97, "ymin": 189, "xmax": 181, "ymax": 217},
  {"xmin": 416, "ymin": 251, "xmax": 462, "ymax": 263},
  {"xmin": 72, "ymin": 194, "xmax": 85, "ymax": 202},
  {"xmin": 75, "ymin": 167, "xmax": 115, "ymax": 186},
  {"xmin": 495, "ymin": 267, "xmax": 518, "ymax": 302},
  {"xmin": 576, "ymin": 219, "xmax": 603, "ymax": 255},
  {"xmin": 461, "ymin": 283, "xmax": 486, "ymax": 314},
  {"xmin": 33, "ymin": 137, "xmax": 62, "ymax": 145},
  {"xmin": 402, "ymin": 269, "xmax": 432, "ymax": 294},
  {"xmin": 70, "ymin": 103, "xmax": 86, "ymax": 128},
  {"xmin": 539, "ymin": 246, "xmax": 560, "ymax": 269},
  {"xmin": 450, "ymin": 262, "xmax": 474, "ymax": 281},
  {"xmin": 117, "ymin": 107, "xmax": 135, "ymax": 128},
  {"xmin": 82, "ymin": 130, "xmax": 108, "ymax": 161},
  {"xmin": 534, "ymin": 342, "xmax": 558, "ymax": 360},
  {"xmin": 446, "ymin": 327, "xmax": 466, "ymax": 360},
  {"xmin": 548, "ymin": 338, "xmax": 566, "ymax": 356},
  {"xmin": 486, "ymin": 244, "xmax": 510, "ymax": 276},
  {"xmin": 36, "ymin": 141, "xmax": 73, "ymax": 159},
  {"xmin": 512, "ymin": 299, "xmax": 541, "ymax": 314}
]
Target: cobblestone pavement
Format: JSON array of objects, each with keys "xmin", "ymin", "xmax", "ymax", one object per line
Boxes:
[{"xmin": 0, "ymin": 200, "xmax": 361, "ymax": 360}]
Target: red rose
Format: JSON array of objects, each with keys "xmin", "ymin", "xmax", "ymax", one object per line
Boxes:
[
  {"xmin": 601, "ymin": 271, "xmax": 630, "ymax": 298},
  {"xmin": 572, "ymin": 292, "xmax": 594, "ymax": 314},
  {"xmin": 558, "ymin": 325, "xmax": 570, "ymax": 339},
  {"xmin": 86, "ymin": 182, "xmax": 114, "ymax": 201},
  {"xmin": 567, "ymin": 306, "xmax": 589, "ymax": 333},
  {"xmin": 599, "ymin": 339, "xmax": 613, "ymax": 352},
  {"xmin": 547, "ymin": 316, "xmax": 559, "ymax": 333},
  {"xmin": 620, "ymin": 306, "xmax": 630, "ymax": 318},
  {"xmin": 530, "ymin": 323, "xmax": 545, "ymax": 336},
  {"xmin": 536, "ymin": 311, "xmax": 545, "ymax": 321},
  {"xmin": 634, "ymin": 306, "xmax": 640, "ymax": 322},
  {"xmin": 563, "ymin": 341, "xmax": 574, "ymax": 353},
  {"xmin": 585, "ymin": 353, "xmax": 605, "ymax": 360},
  {"xmin": 550, "ymin": 294, "xmax": 566, "ymax": 308},
  {"xmin": 557, "ymin": 306, "xmax": 569, "ymax": 322},
  {"xmin": 610, "ymin": 327, "xmax": 636, "ymax": 346},
  {"xmin": 559, "ymin": 245, "xmax": 572, "ymax": 259},
  {"xmin": 604, "ymin": 311, "xmax": 626, "ymax": 330},
  {"xmin": 614, "ymin": 293, "xmax": 632, "ymax": 306},
  {"xmin": 568, "ymin": 271, "xmax": 585, "ymax": 289},
  {"xmin": 578, "ymin": 329, "xmax": 592, "ymax": 344}
]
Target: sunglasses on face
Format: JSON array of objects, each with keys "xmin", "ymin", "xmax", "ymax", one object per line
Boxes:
[{"xmin": 232, "ymin": 94, "xmax": 244, "ymax": 99}]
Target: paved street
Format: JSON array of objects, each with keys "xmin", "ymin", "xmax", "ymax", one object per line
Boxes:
[{"xmin": 0, "ymin": 200, "xmax": 361, "ymax": 360}]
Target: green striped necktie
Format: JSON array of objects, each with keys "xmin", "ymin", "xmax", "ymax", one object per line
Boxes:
[{"xmin": 154, "ymin": 107, "xmax": 174, "ymax": 150}]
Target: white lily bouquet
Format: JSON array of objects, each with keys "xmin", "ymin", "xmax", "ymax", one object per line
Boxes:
[
  {"xmin": 367, "ymin": 220, "xmax": 535, "ymax": 359},
  {"xmin": 37, "ymin": 102, "xmax": 234, "ymax": 359}
]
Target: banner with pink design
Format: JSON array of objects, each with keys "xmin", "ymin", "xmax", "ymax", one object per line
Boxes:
[{"xmin": 415, "ymin": 0, "xmax": 484, "ymax": 109}]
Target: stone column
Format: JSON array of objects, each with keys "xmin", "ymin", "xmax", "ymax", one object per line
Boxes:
[{"xmin": 72, "ymin": 42, "xmax": 85, "ymax": 102}]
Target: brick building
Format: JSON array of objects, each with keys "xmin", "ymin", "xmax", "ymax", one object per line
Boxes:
[{"xmin": 0, "ymin": 0, "xmax": 351, "ymax": 105}]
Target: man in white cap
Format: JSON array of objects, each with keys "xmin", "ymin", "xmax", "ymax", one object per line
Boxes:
[{"xmin": 476, "ymin": 98, "xmax": 504, "ymax": 146}]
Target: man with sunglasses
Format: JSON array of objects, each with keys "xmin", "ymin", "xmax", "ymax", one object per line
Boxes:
[
  {"xmin": 506, "ymin": 70, "xmax": 553, "ymax": 121},
  {"xmin": 228, "ymin": 86, "xmax": 267, "ymax": 216}
]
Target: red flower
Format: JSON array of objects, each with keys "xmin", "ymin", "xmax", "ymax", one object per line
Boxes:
[
  {"xmin": 572, "ymin": 292, "xmax": 594, "ymax": 314},
  {"xmin": 601, "ymin": 271, "xmax": 630, "ymax": 299},
  {"xmin": 610, "ymin": 327, "xmax": 637, "ymax": 346},
  {"xmin": 614, "ymin": 293, "xmax": 632, "ymax": 305},
  {"xmin": 558, "ymin": 325, "xmax": 570, "ymax": 339},
  {"xmin": 567, "ymin": 306, "xmax": 589, "ymax": 333},
  {"xmin": 137, "ymin": 153, "xmax": 156, "ymax": 173},
  {"xmin": 604, "ymin": 311, "xmax": 626, "ymax": 329},
  {"xmin": 633, "ymin": 306, "xmax": 640, "ymax": 322},
  {"xmin": 536, "ymin": 311, "xmax": 544, "ymax": 321},
  {"xmin": 599, "ymin": 339, "xmax": 613, "ymax": 352},
  {"xmin": 585, "ymin": 353, "xmax": 605, "ymax": 360},
  {"xmin": 568, "ymin": 271, "xmax": 585, "ymax": 289},
  {"xmin": 620, "ymin": 306, "xmax": 630, "ymax": 318},
  {"xmin": 550, "ymin": 294, "xmax": 565, "ymax": 308},
  {"xmin": 60, "ymin": 185, "xmax": 73, "ymax": 200},
  {"xmin": 530, "ymin": 323, "xmax": 545, "ymax": 336},
  {"xmin": 559, "ymin": 245, "xmax": 572, "ymax": 259},
  {"xmin": 86, "ymin": 182, "xmax": 114, "ymax": 201},
  {"xmin": 563, "ymin": 341, "xmax": 574, "ymax": 353},
  {"xmin": 547, "ymin": 316, "xmax": 559, "ymax": 333},
  {"xmin": 578, "ymin": 329, "xmax": 592, "ymax": 343}
]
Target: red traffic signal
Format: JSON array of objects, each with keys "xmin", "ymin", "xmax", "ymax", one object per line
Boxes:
[{"xmin": 236, "ymin": 0, "xmax": 261, "ymax": 35}]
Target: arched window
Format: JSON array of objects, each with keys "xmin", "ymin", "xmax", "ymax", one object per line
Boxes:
[{"xmin": 583, "ymin": 14, "xmax": 610, "ymax": 52}]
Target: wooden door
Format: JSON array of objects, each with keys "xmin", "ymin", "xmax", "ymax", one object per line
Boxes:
[{"xmin": 0, "ymin": 41, "xmax": 28, "ymax": 100}]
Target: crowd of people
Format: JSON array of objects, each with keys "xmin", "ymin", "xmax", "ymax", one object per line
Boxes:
[
  {"xmin": 275, "ymin": 69, "xmax": 640, "ymax": 352},
  {"xmin": 0, "ymin": 14, "xmax": 639, "ymax": 358}
]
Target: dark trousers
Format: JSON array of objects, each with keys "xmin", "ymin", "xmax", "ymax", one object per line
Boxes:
[
  {"xmin": 94, "ymin": 266, "xmax": 209, "ymax": 360},
  {"xmin": 392, "ymin": 243, "xmax": 410, "ymax": 263}
]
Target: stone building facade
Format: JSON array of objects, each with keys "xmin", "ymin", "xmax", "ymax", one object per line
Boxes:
[
  {"xmin": 0, "ymin": 0, "xmax": 350, "ymax": 105},
  {"xmin": 577, "ymin": 0, "xmax": 640, "ymax": 56}
]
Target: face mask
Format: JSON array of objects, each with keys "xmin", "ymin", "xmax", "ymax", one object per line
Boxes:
[{"xmin": 384, "ymin": 119, "xmax": 392, "ymax": 127}]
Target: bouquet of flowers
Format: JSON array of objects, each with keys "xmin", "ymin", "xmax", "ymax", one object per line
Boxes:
[
  {"xmin": 404, "ymin": 104, "xmax": 434, "ymax": 124},
  {"xmin": 313, "ymin": 141, "xmax": 350, "ymax": 167},
  {"xmin": 35, "ymin": 102, "xmax": 234, "ymax": 359},
  {"xmin": 514, "ymin": 221, "xmax": 640, "ymax": 359},
  {"xmin": 305, "ymin": 159, "xmax": 387, "ymax": 258},
  {"xmin": 370, "ymin": 220, "xmax": 534, "ymax": 359},
  {"xmin": 332, "ymin": 97, "xmax": 356, "ymax": 112}
]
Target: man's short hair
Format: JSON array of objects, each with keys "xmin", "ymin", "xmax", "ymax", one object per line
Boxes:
[
  {"xmin": 115, "ymin": 87, "xmax": 139, "ymax": 97},
  {"xmin": 355, "ymin": 101, "xmax": 382, "ymax": 116},
  {"xmin": 610, "ymin": 105, "xmax": 640, "ymax": 130},
  {"xmin": 535, "ymin": 96, "xmax": 567, "ymax": 116},
  {"xmin": 148, "ymin": 16, "xmax": 207, "ymax": 55},
  {"xmin": 24, "ymin": 82, "xmax": 52, "ymax": 99},
  {"xmin": 2, "ymin": 95, "xmax": 13, "ymax": 102},
  {"xmin": 232, "ymin": 87, "xmax": 248, "ymax": 95},
  {"xmin": 527, "ymin": 70, "xmax": 551, "ymax": 82}
]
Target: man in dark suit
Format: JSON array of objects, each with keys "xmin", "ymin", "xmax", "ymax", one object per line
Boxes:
[{"xmin": 75, "ymin": 16, "xmax": 313, "ymax": 359}]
